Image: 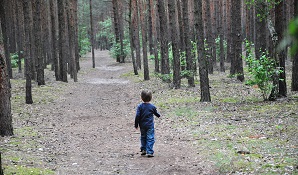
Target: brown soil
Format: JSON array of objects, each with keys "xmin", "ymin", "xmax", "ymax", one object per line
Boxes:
[{"xmin": 39, "ymin": 50, "xmax": 211, "ymax": 175}]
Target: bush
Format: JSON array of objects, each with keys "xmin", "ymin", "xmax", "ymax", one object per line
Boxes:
[{"xmin": 245, "ymin": 40, "xmax": 282, "ymax": 100}]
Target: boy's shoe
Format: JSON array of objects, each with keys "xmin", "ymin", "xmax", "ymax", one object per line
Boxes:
[
  {"xmin": 147, "ymin": 154, "xmax": 154, "ymax": 157},
  {"xmin": 141, "ymin": 150, "xmax": 146, "ymax": 155}
]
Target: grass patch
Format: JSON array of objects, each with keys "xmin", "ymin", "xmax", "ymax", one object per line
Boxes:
[{"xmin": 3, "ymin": 165, "xmax": 54, "ymax": 175}]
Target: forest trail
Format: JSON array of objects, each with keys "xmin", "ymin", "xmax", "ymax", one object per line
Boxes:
[{"xmin": 48, "ymin": 50, "xmax": 207, "ymax": 175}]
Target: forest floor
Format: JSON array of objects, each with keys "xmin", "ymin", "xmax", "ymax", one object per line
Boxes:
[{"xmin": 1, "ymin": 50, "xmax": 298, "ymax": 175}]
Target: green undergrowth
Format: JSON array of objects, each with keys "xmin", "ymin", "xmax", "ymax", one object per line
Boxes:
[{"xmin": 125, "ymin": 65, "xmax": 298, "ymax": 174}]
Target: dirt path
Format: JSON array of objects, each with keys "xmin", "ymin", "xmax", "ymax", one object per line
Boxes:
[{"xmin": 44, "ymin": 50, "xmax": 208, "ymax": 175}]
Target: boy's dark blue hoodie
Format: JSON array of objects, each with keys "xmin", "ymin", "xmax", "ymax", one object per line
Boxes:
[{"xmin": 135, "ymin": 103, "xmax": 160, "ymax": 129}]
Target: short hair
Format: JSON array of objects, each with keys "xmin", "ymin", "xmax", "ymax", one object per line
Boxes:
[{"xmin": 141, "ymin": 90, "xmax": 152, "ymax": 102}]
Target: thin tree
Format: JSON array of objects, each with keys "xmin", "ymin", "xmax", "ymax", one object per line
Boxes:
[
  {"xmin": 33, "ymin": 0, "xmax": 45, "ymax": 85},
  {"xmin": 50, "ymin": 0, "xmax": 59, "ymax": 80},
  {"xmin": 69, "ymin": 0, "xmax": 78, "ymax": 82},
  {"xmin": 182, "ymin": 0, "xmax": 195, "ymax": 87},
  {"xmin": 132, "ymin": 0, "xmax": 142, "ymax": 69},
  {"xmin": 58, "ymin": 0, "xmax": 68, "ymax": 82},
  {"xmin": 157, "ymin": 0, "xmax": 170, "ymax": 75},
  {"xmin": 23, "ymin": 0, "xmax": 33, "ymax": 104},
  {"xmin": 0, "ymin": 2, "xmax": 12, "ymax": 78},
  {"xmin": 168, "ymin": 0, "xmax": 181, "ymax": 89},
  {"xmin": 90, "ymin": 0, "xmax": 95, "ymax": 68},
  {"xmin": 0, "ymin": 51, "xmax": 13, "ymax": 136},
  {"xmin": 292, "ymin": 0, "xmax": 298, "ymax": 91},
  {"xmin": 255, "ymin": 1, "xmax": 267, "ymax": 60},
  {"xmin": 204, "ymin": 0, "xmax": 214, "ymax": 74},
  {"xmin": 129, "ymin": 0, "xmax": 138, "ymax": 75},
  {"xmin": 230, "ymin": 0, "xmax": 244, "ymax": 82},
  {"xmin": 152, "ymin": 0, "xmax": 160, "ymax": 73},
  {"xmin": 195, "ymin": 0, "xmax": 211, "ymax": 102},
  {"xmin": 275, "ymin": 1, "xmax": 287, "ymax": 97},
  {"xmin": 139, "ymin": 0, "xmax": 150, "ymax": 80},
  {"xmin": 218, "ymin": 0, "xmax": 225, "ymax": 72}
]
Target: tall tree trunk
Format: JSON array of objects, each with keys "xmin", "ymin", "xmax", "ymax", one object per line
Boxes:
[
  {"xmin": 292, "ymin": 0, "xmax": 298, "ymax": 91},
  {"xmin": 152, "ymin": 0, "xmax": 160, "ymax": 73},
  {"xmin": 140, "ymin": 0, "xmax": 150, "ymax": 80},
  {"xmin": 205, "ymin": 0, "xmax": 213, "ymax": 74},
  {"xmin": 33, "ymin": 0, "xmax": 45, "ymax": 86},
  {"xmin": 16, "ymin": 0, "xmax": 24, "ymax": 74},
  {"xmin": 255, "ymin": 1, "xmax": 267, "ymax": 59},
  {"xmin": 148, "ymin": 0, "xmax": 154, "ymax": 56},
  {"xmin": 157, "ymin": 0, "xmax": 170, "ymax": 75},
  {"xmin": 219, "ymin": 0, "xmax": 225, "ymax": 72},
  {"xmin": 0, "ymin": 51, "xmax": 13, "ymax": 136},
  {"xmin": 0, "ymin": 2, "xmax": 13, "ymax": 78},
  {"xmin": 182, "ymin": 0, "xmax": 195, "ymax": 87},
  {"xmin": 112, "ymin": 0, "xmax": 121, "ymax": 63},
  {"xmin": 169, "ymin": 0, "xmax": 181, "ymax": 89},
  {"xmin": 69, "ymin": 0, "xmax": 78, "ymax": 82},
  {"xmin": 23, "ymin": 0, "xmax": 33, "ymax": 104},
  {"xmin": 230, "ymin": 0, "xmax": 244, "ymax": 82},
  {"xmin": 50, "ymin": 0, "xmax": 60, "ymax": 80},
  {"xmin": 177, "ymin": 0, "xmax": 185, "ymax": 71},
  {"xmin": 276, "ymin": 1, "xmax": 287, "ymax": 97},
  {"xmin": 129, "ymin": 0, "xmax": 138, "ymax": 75},
  {"xmin": 58, "ymin": 0, "xmax": 68, "ymax": 82},
  {"xmin": 195, "ymin": 0, "xmax": 211, "ymax": 102},
  {"xmin": 132, "ymin": 0, "xmax": 142, "ymax": 69},
  {"xmin": 90, "ymin": 0, "xmax": 95, "ymax": 68}
]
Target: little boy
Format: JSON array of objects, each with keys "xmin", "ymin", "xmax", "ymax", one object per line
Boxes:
[{"xmin": 135, "ymin": 90, "xmax": 161, "ymax": 157}]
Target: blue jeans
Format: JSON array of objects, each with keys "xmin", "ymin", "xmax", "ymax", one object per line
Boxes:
[{"xmin": 140, "ymin": 128, "xmax": 155, "ymax": 154}]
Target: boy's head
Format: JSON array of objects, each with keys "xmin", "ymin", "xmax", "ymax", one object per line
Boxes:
[{"xmin": 141, "ymin": 90, "xmax": 152, "ymax": 102}]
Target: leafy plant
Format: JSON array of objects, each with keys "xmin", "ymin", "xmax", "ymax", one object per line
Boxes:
[
  {"xmin": 245, "ymin": 40, "xmax": 282, "ymax": 100},
  {"xmin": 78, "ymin": 26, "xmax": 91, "ymax": 56},
  {"xmin": 10, "ymin": 52, "xmax": 21, "ymax": 68}
]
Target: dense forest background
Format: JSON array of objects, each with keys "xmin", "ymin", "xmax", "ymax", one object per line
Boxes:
[{"xmin": 0, "ymin": 0, "xmax": 298, "ymax": 174}]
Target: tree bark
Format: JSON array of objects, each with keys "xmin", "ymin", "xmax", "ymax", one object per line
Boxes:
[
  {"xmin": 140, "ymin": 0, "xmax": 150, "ymax": 80},
  {"xmin": 129, "ymin": 0, "xmax": 138, "ymax": 75},
  {"xmin": 132, "ymin": 0, "xmax": 142, "ymax": 70},
  {"xmin": 58, "ymin": 0, "xmax": 68, "ymax": 82},
  {"xmin": 195, "ymin": 0, "xmax": 211, "ymax": 102},
  {"xmin": 182, "ymin": 0, "xmax": 195, "ymax": 87},
  {"xmin": 276, "ymin": 1, "xmax": 287, "ymax": 97},
  {"xmin": 23, "ymin": 0, "xmax": 33, "ymax": 104},
  {"xmin": 33, "ymin": 0, "xmax": 45, "ymax": 85},
  {"xmin": 230, "ymin": 0, "xmax": 244, "ymax": 82},
  {"xmin": 255, "ymin": 1, "xmax": 267, "ymax": 59},
  {"xmin": 0, "ymin": 51, "xmax": 13, "ymax": 136},
  {"xmin": 157, "ymin": 0, "xmax": 170, "ymax": 75},
  {"xmin": 219, "ymin": 0, "xmax": 225, "ymax": 72},
  {"xmin": 90, "ymin": 0, "xmax": 95, "ymax": 68},
  {"xmin": 69, "ymin": 0, "xmax": 78, "ymax": 82},
  {"xmin": 0, "ymin": 2, "xmax": 13, "ymax": 78},
  {"xmin": 168, "ymin": 0, "xmax": 181, "ymax": 89},
  {"xmin": 50, "ymin": 0, "xmax": 59, "ymax": 80}
]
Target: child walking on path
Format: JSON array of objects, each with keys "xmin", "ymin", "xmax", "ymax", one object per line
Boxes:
[{"xmin": 135, "ymin": 90, "xmax": 161, "ymax": 157}]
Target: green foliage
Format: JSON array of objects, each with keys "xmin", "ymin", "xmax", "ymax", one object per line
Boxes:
[
  {"xmin": 110, "ymin": 38, "xmax": 130, "ymax": 59},
  {"xmin": 97, "ymin": 18, "xmax": 114, "ymax": 44},
  {"xmin": 10, "ymin": 52, "xmax": 23, "ymax": 68},
  {"xmin": 78, "ymin": 26, "xmax": 91, "ymax": 56},
  {"xmin": 245, "ymin": 0, "xmax": 281, "ymax": 21},
  {"xmin": 245, "ymin": 40, "xmax": 282, "ymax": 100}
]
